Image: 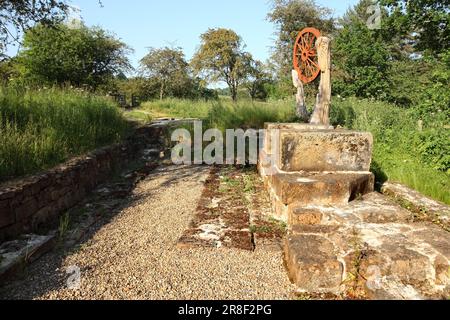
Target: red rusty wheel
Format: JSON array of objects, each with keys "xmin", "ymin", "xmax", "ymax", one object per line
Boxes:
[{"xmin": 293, "ymin": 27, "xmax": 321, "ymax": 84}]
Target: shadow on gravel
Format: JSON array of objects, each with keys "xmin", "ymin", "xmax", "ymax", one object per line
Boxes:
[{"xmin": 0, "ymin": 159, "xmax": 210, "ymax": 299}]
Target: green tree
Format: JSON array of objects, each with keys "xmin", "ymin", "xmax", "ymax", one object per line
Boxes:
[
  {"xmin": 191, "ymin": 28, "xmax": 250, "ymax": 102},
  {"xmin": 115, "ymin": 76, "xmax": 160, "ymax": 101},
  {"xmin": 0, "ymin": 57, "xmax": 20, "ymax": 84},
  {"xmin": 0, "ymin": 0, "xmax": 69, "ymax": 59},
  {"xmin": 19, "ymin": 22, "xmax": 132, "ymax": 90},
  {"xmin": 244, "ymin": 58, "xmax": 271, "ymax": 101},
  {"xmin": 140, "ymin": 47, "xmax": 192, "ymax": 100},
  {"xmin": 333, "ymin": 2, "xmax": 391, "ymax": 99},
  {"xmin": 267, "ymin": 0, "xmax": 335, "ymax": 78},
  {"xmin": 381, "ymin": 0, "xmax": 450, "ymax": 56}
]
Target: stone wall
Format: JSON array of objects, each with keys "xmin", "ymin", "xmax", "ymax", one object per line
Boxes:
[{"xmin": 0, "ymin": 124, "xmax": 166, "ymax": 242}]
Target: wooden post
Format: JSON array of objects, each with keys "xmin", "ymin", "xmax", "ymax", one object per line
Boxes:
[
  {"xmin": 310, "ymin": 37, "xmax": 331, "ymax": 126},
  {"xmin": 292, "ymin": 69, "xmax": 310, "ymax": 122}
]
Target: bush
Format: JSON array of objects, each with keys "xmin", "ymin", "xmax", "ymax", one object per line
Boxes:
[
  {"xmin": 415, "ymin": 129, "xmax": 450, "ymax": 173},
  {"xmin": 332, "ymin": 96, "xmax": 449, "ymax": 203}
]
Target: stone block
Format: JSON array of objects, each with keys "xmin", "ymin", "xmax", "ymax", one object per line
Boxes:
[
  {"xmin": 14, "ymin": 197, "xmax": 38, "ymax": 221},
  {"xmin": 289, "ymin": 208, "xmax": 323, "ymax": 226},
  {"xmin": 277, "ymin": 130, "xmax": 373, "ymax": 172},
  {"xmin": 263, "ymin": 123, "xmax": 333, "ymax": 155},
  {"xmin": 0, "ymin": 201, "xmax": 14, "ymax": 228},
  {"xmin": 284, "ymin": 234, "xmax": 343, "ymax": 293},
  {"xmin": 271, "ymin": 172, "xmax": 374, "ymax": 206},
  {"xmin": 0, "ymin": 189, "xmax": 15, "ymax": 201}
]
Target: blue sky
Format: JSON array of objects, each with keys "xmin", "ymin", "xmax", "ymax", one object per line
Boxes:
[{"xmin": 66, "ymin": 0, "xmax": 359, "ymax": 71}]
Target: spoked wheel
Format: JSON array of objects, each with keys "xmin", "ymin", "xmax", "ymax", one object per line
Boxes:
[{"xmin": 293, "ymin": 27, "xmax": 321, "ymax": 84}]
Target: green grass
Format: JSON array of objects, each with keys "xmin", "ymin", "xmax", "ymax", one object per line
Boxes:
[
  {"xmin": 140, "ymin": 98, "xmax": 213, "ymax": 119},
  {"xmin": 139, "ymin": 97, "xmax": 297, "ymax": 130},
  {"xmin": 139, "ymin": 96, "xmax": 449, "ymax": 204},
  {"xmin": 0, "ymin": 88, "xmax": 132, "ymax": 181},
  {"xmin": 123, "ymin": 109, "xmax": 153, "ymax": 123},
  {"xmin": 332, "ymin": 97, "xmax": 450, "ymax": 204}
]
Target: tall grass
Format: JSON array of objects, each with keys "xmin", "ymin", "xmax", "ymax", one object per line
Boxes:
[
  {"xmin": 140, "ymin": 97, "xmax": 297, "ymax": 130},
  {"xmin": 0, "ymin": 88, "xmax": 131, "ymax": 181},
  {"xmin": 140, "ymin": 96, "xmax": 449, "ymax": 204},
  {"xmin": 332, "ymin": 97, "xmax": 450, "ymax": 204},
  {"xmin": 141, "ymin": 98, "xmax": 213, "ymax": 119}
]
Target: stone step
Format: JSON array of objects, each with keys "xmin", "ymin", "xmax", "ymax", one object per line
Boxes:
[
  {"xmin": 289, "ymin": 207, "xmax": 324, "ymax": 226},
  {"xmin": 0, "ymin": 233, "xmax": 56, "ymax": 284},
  {"xmin": 270, "ymin": 172, "xmax": 374, "ymax": 207},
  {"xmin": 289, "ymin": 192, "xmax": 413, "ymax": 227},
  {"xmin": 284, "ymin": 232, "xmax": 343, "ymax": 294},
  {"xmin": 284, "ymin": 194, "xmax": 450, "ymax": 299}
]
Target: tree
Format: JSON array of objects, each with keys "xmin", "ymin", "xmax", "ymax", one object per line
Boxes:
[
  {"xmin": 244, "ymin": 58, "xmax": 271, "ymax": 101},
  {"xmin": 0, "ymin": 57, "xmax": 20, "ymax": 84},
  {"xmin": 115, "ymin": 76, "xmax": 161, "ymax": 101},
  {"xmin": 191, "ymin": 28, "xmax": 250, "ymax": 102},
  {"xmin": 140, "ymin": 47, "xmax": 192, "ymax": 100},
  {"xmin": 0, "ymin": 0, "xmax": 69, "ymax": 60},
  {"xmin": 267, "ymin": 0, "xmax": 335, "ymax": 78},
  {"xmin": 381, "ymin": 0, "xmax": 450, "ymax": 56},
  {"xmin": 18, "ymin": 22, "xmax": 131, "ymax": 90},
  {"xmin": 333, "ymin": 2, "xmax": 392, "ymax": 99}
]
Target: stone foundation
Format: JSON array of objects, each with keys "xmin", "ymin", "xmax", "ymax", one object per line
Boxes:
[
  {"xmin": 259, "ymin": 123, "xmax": 375, "ymax": 222},
  {"xmin": 259, "ymin": 123, "xmax": 450, "ymax": 299}
]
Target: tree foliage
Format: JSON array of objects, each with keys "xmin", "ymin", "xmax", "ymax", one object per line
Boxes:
[
  {"xmin": 244, "ymin": 58, "xmax": 271, "ymax": 101},
  {"xmin": 140, "ymin": 47, "xmax": 192, "ymax": 100},
  {"xmin": 267, "ymin": 0, "xmax": 335, "ymax": 78},
  {"xmin": 191, "ymin": 28, "xmax": 251, "ymax": 101},
  {"xmin": 18, "ymin": 22, "xmax": 131, "ymax": 90},
  {"xmin": 333, "ymin": 5, "xmax": 391, "ymax": 99},
  {"xmin": 0, "ymin": 0, "xmax": 70, "ymax": 59},
  {"xmin": 381, "ymin": 0, "xmax": 450, "ymax": 56}
]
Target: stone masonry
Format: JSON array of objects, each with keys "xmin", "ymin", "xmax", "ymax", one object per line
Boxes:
[
  {"xmin": 0, "ymin": 124, "xmax": 167, "ymax": 242},
  {"xmin": 259, "ymin": 123, "xmax": 450, "ymax": 299}
]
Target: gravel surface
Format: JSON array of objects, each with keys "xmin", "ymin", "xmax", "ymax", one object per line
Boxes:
[{"xmin": 0, "ymin": 165, "xmax": 294, "ymax": 300}]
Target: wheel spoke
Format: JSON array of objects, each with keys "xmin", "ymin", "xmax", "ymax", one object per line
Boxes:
[
  {"xmin": 307, "ymin": 34, "xmax": 312, "ymax": 49},
  {"xmin": 301, "ymin": 36, "xmax": 306, "ymax": 49},
  {"xmin": 304, "ymin": 62, "xmax": 311, "ymax": 77},
  {"xmin": 309, "ymin": 33, "xmax": 315, "ymax": 48},
  {"xmin": 308, "ymin": 58, "xmax": 319, "ymax": 69}
]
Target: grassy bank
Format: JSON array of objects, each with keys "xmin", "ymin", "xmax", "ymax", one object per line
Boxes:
[
  {"xmin": 0, "ymin": 88, "xmax": 131, "ymax": 181},
  {"xmin": 136, "ymin": 97, "xmax": 449, "ymax": 204},
  {"xmin": 332, "ymin": 97, "xmax": 449, "ymax": 204},
  {"xmin": 138, "ymin": 97, "xmax": 297, "ymax": 129}
]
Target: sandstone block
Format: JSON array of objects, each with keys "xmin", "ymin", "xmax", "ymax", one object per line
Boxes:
[
  {"xmin": 14, "ymin": 197, "xmax": 38, "ymax": 221},
  {"xmin": 278, "ymin": 130, "xmax": 373, "ymax": 172},
  {"xmin": 271, "ymin": 172, "xmax": 374, "ymax": 206},
  {"xmin": 284, "ymin": 234, "xmax": 343, "ymax": 293},
  {"xmin": 289, "ymin": 208, "xmax": 323, "ymax": 226}
]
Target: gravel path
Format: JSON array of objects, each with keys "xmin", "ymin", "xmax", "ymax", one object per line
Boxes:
[{"xmin": 0, "ymin": 165, "xmax": 294, "ymax": 300}]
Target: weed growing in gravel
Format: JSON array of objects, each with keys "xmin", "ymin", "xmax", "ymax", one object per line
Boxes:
[
  {"xmin": 58, "ymin": 212, "xmax": 71, "ymax": 241},
  {"xmin": 243, "ymin": 174, "xmax": 256, "ymax": 194},
  {"xmin": 249, "ymin": 225, "xmax": 273, "ymax": 234}
]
